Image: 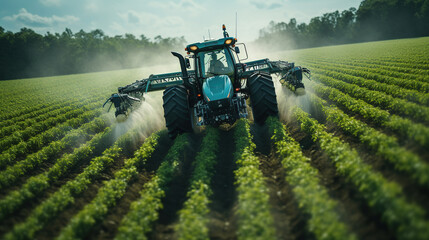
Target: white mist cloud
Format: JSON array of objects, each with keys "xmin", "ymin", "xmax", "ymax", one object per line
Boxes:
[
  {"xmin": 148, "ymin": 0, "xmax": 205, "ymax": 13},
  {"xmin": 3, "ymin": 8, "xmax": 78, "ymax": 28},
  {"xmin": 250, "ymin": 0, "xmax": 284, "ymax": 10},
  {"xmin": 110, "ymin": 10, "xmax": 185, "ymax": 39},
  {"xmin": 39, "ymin": 0, "xmax": 62, "ymax": 7}
]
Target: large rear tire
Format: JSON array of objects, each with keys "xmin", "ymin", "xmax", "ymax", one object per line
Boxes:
[
  {"xmin": 247, "ymin": 72, "xmax": 278, "ymax": 124},
  {"xmin": 162, "ymin": 85, "xmax": 192, "ymax": 139}
]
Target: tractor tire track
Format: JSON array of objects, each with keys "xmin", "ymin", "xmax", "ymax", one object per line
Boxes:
[
  {"xmin": 150, "ymin": 133, "xmax": 202, "ymax": 240},
  {"xmin": 207, "ymin": 129, "xmax": 238, "ymax": 240}
]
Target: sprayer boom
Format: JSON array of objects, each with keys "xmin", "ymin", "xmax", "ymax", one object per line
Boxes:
[{"xmin": 103, "ymin": 24, "xmax": 310, "ymax": 129}]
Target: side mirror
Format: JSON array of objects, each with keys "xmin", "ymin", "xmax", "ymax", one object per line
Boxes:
[
  {"xmin": 185, "ymin": 58, "xmax": 191, "ymax": 69},
  {"xmin": 235, "ymin": 43, "xmax": 248, "ymax": 61}
]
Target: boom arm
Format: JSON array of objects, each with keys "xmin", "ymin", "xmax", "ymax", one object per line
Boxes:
[
  {"xmin": 118, "ymin": 70, "xmax": 196, "ymax": 95},
  {"xmin": 104, "ymin": 58, "xmax": 309, "ymax": 118},
  {"xmin": 240, "ymin": 58, "xmax": 310, "ymax": 82}
]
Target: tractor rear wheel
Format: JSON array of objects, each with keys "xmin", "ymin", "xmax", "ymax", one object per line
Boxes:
[
  {"xmin": 247, "ymin": 72, "xmax": 278, "ymax": 124},
  {"xmin": 162, "ymin": 85, "xmax": 192, "ymax": 138}
]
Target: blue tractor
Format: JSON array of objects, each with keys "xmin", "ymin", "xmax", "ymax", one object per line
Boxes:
[{"xmin": 104, "ymin": 25, "xmax": 310, "ymax": 138}]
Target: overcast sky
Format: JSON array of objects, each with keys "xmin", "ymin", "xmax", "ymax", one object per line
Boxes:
[{"xmin": 0, "ymin": 0, "xmax": 362, "ymax": 44}]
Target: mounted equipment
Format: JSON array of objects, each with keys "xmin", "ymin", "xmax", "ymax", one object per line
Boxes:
[{"xmin": 104, "ymin": 25, "xmax": 310, "ymax": 138}]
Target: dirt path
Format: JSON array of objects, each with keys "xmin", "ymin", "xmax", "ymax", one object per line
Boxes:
[
  {"xmin": 207, "ymin": 129, "xmax": 238, "ymax": 240},
  {"xmin": 150, "ymin": 133, "xmax": 201, "ymax": 240}
]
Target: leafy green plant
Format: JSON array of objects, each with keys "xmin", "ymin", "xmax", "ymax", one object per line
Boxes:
[
  {"xmin": 233, "ymin": 119, "xmax": 276, "ymax": 240},
  {"xmin": 293, "ymin": 107, "xmax": 429, "ymax": 240},
  {"xmin": 267, "ymin": 116, "xmax": 356, "ymax": 240},
  {"xmin": 175, "ymin": 127, "xmax": 219, "ymax": 240}
]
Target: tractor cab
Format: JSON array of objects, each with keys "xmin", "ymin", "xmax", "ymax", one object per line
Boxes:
[
  {"xmin": 199, "ymin": 49, "xmax": 234, "ymax": 79},
  {"xmin": 185, "ymin": 36, "xmax": 238, "ymax": 84}
]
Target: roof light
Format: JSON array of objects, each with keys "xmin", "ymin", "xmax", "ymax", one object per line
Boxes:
[
  {"xmin": 189, "ymin": 45, "xmax": 198, "ymax": 51},
  {"xmin": 224, "ymin": 39, "xmax": 233, "ymax": 45}
]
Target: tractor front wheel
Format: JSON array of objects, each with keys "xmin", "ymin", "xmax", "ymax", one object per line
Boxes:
[
  {"xmin": 162, "ymin": 85, "xmax": 192, "ymax": 138},
  {"xmin": 247, "ymin": 72, "xmax": 279, "ymax": 124}
]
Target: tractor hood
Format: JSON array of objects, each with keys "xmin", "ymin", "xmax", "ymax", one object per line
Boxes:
[{"xmin": 202, "ymin": 75, "xmax": 233, "ymax": 102}]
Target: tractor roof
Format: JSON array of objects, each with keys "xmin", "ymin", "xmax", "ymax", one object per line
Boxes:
[{"xmin": 185, "ymin": 37, "xmax": 236, "ymax": 54}]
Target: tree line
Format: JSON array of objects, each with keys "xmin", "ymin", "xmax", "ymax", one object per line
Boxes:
[
  {"xmin": 256, "ymin": 0, "xmax": 429, "ymax": 50},
  {"xmin": 0, "ymin": 27, "xmax": 186, "ymax": 80}
]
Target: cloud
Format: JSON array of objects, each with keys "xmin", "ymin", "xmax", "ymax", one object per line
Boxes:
[
  {"xmin": 85, "ymin": 2, "xmax": 99, "ymax": 12},
  {"xmin": 127, "ymin": 11, "xmax": 140, "ymax": 24},
  {"xmin": 120, "ymin": 10, "xmax": 184, "ymax": 28},
  {"xmin": 110, "ymin": 10, "xmax": 186, "ymax": 39},
  {"xmin": 148, "ymin": 0, "xmax": 205, "ymax": 13},
  {"xmin": 268, "ymin": 3, "xmax": 282, "ymax": 9},
  {"xmin": 39, "ymin": 0, "xmax": 62, "ymax": 7},
  {"xmin": 3, "ymin": 8, "xmax": 79, "ymax": 27},
  {"xmin": 250, "ymin": 1, "xmax": 284, "ymax": 10}
]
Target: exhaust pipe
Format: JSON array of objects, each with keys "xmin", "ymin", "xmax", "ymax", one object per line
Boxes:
[{"xmin": 171, "ymin": 52, "xmax": 191, "ymax": 88}]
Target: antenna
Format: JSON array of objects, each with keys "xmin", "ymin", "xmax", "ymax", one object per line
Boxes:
[
  {"xmin": 235, "ymin": 12, "xmax": 238, "ymax": 39},
  {"xmin": 208, "ymin": 29, "xmax": 211, "ymax": 39}
]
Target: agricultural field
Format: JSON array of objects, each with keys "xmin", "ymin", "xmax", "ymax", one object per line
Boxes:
[{"xmin": 0, "ymin": 36, "xmax": 428, "ymax": 240}]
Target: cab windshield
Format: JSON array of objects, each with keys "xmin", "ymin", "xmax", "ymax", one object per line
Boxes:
[{"xmin": 198, "ymin": 48, "xmax": 234, "ymax": 79}]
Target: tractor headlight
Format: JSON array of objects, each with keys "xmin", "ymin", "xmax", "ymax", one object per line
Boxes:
[
  {"xmin": 189, "ymin": 45, "xmax": 198, "ymax": 51},
  {"xmin": 224, "ymin": 39, "xmax": 233, "ymax": 45}
]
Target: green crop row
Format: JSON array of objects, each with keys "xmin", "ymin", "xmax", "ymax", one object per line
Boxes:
[
  {"xmin": 0, "ymin": 109, "xmax": 102, "ymax": 170},
  {"xmin": 0, "ymin": 94, "xmax": 104, "ymax": 131},
  {"xmin": 308, "ymin": 81, "xmax": 429, "ymax": 148},
  {"xmin": 299, "ymin": 57, "xmax": 429, "ymax": 88},
  {"xmin": 310, "ymin": 94, "xmax": 429, "ymax": 187},
  {"xmin": 302, "ymin": 59, "xmax": 429, "ymax": 93},
  {"xmin": 312, "ymin": 73, "xmax": 429, "ymax": 123},
  {"xmin": 114, "ymin": 133, "xmax": 188, "ymax": 240},
  {"xmin": 0, "ymin": 107, "xmax": 86, "ymax": 152},
  {"xmin": 2, "ymin": 127, "xmax": 159, "ymax": 240},
  {"xmin": 0, "ymin": 104, "xmax": 49, "ymax": 123},
  {"xmin": 0, "ymin": 92, "xmax": 102, "ymax": 129},
  {"xmin": 0, "ymin": 91, "xmax": 104, "ymax": 124},
  {"xmin": 266, "ymin": 117, "xmax": 356, "ymax": 240},
  {"xmin": 0, "ymin": 116, "xmax": 110, "ymax": 190},
  {"xmin": 0, "ymin": 105, "xmax": 78, "ymax": 137},
  {"xmin": 348, "ymin": 58, "xmax": 429, "ymax": 76},
  {"xmin": 175, "ymin": 127, "xmax": 220, "ymax": 240},
  {"xmin": 293, "ymin": 107, "xmax": 429, "ymax": 240},
  {"xmin": 233, "ymin": 119, "xmax": 276, "ymax": 240},
  {"xmin": 0, "ymin": 123, "xmax": 113, "ymax": 221},
  {"xmin": 303, "ymin": 62, "xmax": 429, "ymax": 104},
  {"xmin": 0, "ymin": 99, "xmax": 102, "ymax": 152}
]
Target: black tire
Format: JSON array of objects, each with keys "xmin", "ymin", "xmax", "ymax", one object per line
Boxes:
[
  {"xmin": 162, "ymin": 85, "xmax": 192, "ymax": 139},
  {"xmin": 247, "ymin": 72, "xmax": 278, "ymax": 124}
]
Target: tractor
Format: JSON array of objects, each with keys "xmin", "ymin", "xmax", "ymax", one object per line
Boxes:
[{"xmin": 104, "ymin": 25, "xmax": 310, "ymax": 138}]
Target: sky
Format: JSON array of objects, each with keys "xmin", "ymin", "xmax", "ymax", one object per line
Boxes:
[{"xmin": 0, "ymin": 0, "xmax": 362, "ymax": 44}]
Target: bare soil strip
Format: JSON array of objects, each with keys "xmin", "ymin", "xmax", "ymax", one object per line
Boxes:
[
  {"xmin": 150, "ymin": 133, "xmax": 201, "ymax": 240},
  {"xmin": 207, "ymin": 129, "xmax": 238, "ymax": 240}
]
